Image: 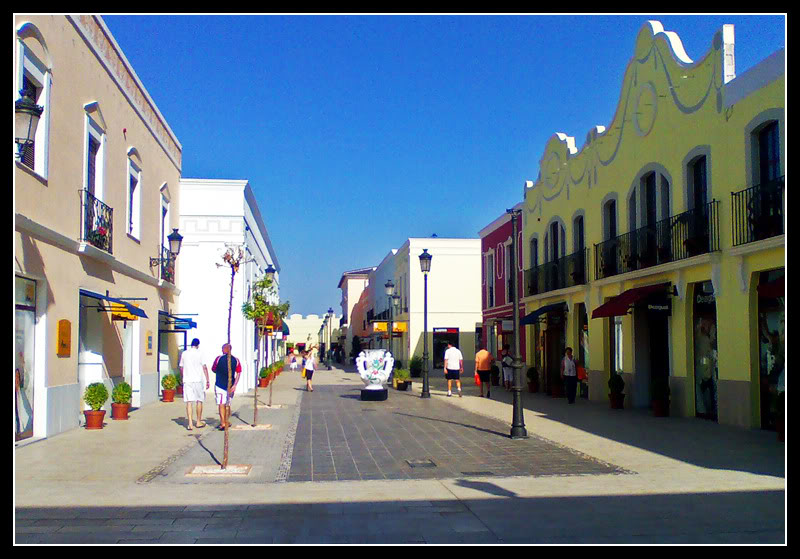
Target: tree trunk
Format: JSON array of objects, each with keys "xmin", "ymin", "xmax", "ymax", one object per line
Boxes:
[{"xmin": 222, "ymin": 265, "xmax": 235, "ymax": 470}]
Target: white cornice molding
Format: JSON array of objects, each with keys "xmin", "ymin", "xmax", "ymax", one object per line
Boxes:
[{"xmin": 16, "ymin": 213, "xmax": 167, "ymax": 289}]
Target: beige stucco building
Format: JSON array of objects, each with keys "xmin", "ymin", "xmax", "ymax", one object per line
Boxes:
[{"xmin": 14, "ymin": 15, "xmax": 184, "ymax": 440}]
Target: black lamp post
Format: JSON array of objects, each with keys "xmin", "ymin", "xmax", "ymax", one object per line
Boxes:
[
  {"xmin": 150, "ymin": 228, "xmax": 184, "ymax": 279},
  {"xmin": 327, "ymin": 307, "xmax": 334, "ymax": 369},
  {"xmin": 507, "ymin": 209, "xmax": 528, "ymax": 439},
  {"xmin": 384, "ymin": 279, "xmax": 395, "ymax": 358},
  {"xmin": 15, "ymin": 88, "xmax": 43, "ymax": 161},
  {"xmin": 418, "ymin": 249, "xmax": 432, "ymax": 398}
]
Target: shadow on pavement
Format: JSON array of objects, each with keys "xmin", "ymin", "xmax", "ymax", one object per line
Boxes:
[
  {"xmin": 15, "ymin": 490, "xmax": 785, "ymax": 544},
  {"xmin": 423, "ymin": 375, "xmax": 786, "ymax": 478}
]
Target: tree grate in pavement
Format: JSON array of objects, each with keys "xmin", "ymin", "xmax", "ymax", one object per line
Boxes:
[{"xmin": 287, "ymin": 385, "xmax": 632, "ymax": 482}]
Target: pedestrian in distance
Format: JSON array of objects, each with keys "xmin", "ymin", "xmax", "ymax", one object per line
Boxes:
[
  {"xmin": 289, "ymin": 351, "xmax": 299, "ymax": 373},
  {"xmin": 502, "ymin": 344, "xmax": 514, "ymax": 391},
  {"xmin": 302, "ymin": 349, "xmax": 316, "ymax": 392},
  {"xmin": 443, "ymin": 341, "xmax": 464, "ymax": 397},
  {"xmin": 211, "ymin": 343, "xmax": 241, "ymax": 430},
  {"xmin": 561, "ymin": 346, "xmax": 578, "ymax": 404},
  {"xmin": 474, "ymin": 344, "xmax": 494, "ymax": 398},
  {"xmin": 179, "ymin": 338, "xmax": 210, "ymax": 430}
]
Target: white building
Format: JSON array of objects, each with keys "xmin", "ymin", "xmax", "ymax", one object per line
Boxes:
[
  {"xmin": 284, "ymin": 313, "xmax": 341, "ymax": 355},
  {"xmin": 337, "ymin": 267, "xmax": 376, "ymax": 358},
  {"xmin": 177, "ymin": 178, "xmax": 280, "ymax": 395},
  {"xmin": 346, "ymin": 238, "xmax": 482, "ymax": 372}
]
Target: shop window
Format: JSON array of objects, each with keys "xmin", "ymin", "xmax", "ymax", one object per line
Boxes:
[{"xmin": 693, "ymin": 281, "xmax": 718, "ymax": 420}]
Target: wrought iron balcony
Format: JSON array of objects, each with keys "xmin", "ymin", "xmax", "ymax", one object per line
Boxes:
[
  {"xmin": 731, "ymin": 177, "xmax": 784, "ymax": 247},
  {"xmin": 524, "ymin": 249, "xmax": 588, "ymax": 297},
  {"xmin": 80, "ymin": 189, "xmax": 113, "ymax": 254},
  {"xmin": 594, "ymin": 201, "xmax": 720, "ymax": 281}
]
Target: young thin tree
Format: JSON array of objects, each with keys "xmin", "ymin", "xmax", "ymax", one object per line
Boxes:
[
  {"xmin": 217, "ymin": 246, "xmax": 245, "ymax": 470},
  {"xmin": 242, "ymin": 274, "xmax": 289, "ymax": 420}
]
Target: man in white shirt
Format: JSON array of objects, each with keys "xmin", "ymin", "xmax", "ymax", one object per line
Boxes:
[
  {"xmin": 560, "ymin": 346, "xmax": 578, "ymax": 404},
  {"xmin": 179, "ymin": 338, "xmax": 210, "ymax": 430},
  {"xmin": 443, "ymin": 341, "xmax": 464, "ymax": 397}
]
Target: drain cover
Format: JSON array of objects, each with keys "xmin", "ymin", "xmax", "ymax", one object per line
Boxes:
[
  {"xmin": 407, "ymin": 459, "xmax": 437, "ymax": 468},
  {"xmin": 461, "ymin": 471, "xmax": 494, "ymax": 476}
]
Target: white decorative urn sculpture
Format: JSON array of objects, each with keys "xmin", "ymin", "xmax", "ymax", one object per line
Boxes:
[{"xmin": 356, "ymin": 349, "xmax": 394, "ymax": 400}]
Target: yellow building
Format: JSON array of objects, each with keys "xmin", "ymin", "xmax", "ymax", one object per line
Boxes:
[
  {"xmin": 521, "ymin": 21, "xmax": 784, "ymax": 429},
  {"xmin": 14, "ymin": 16, "xmax": 184, "ymax": 439}
]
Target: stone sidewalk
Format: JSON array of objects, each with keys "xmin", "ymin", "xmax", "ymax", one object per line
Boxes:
[{"xmin": 14, "ymin": 365, "xmax": 786, "ymax": 544}]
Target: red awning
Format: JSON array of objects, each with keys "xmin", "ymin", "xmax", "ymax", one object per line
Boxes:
[
  {"xmin": 757, "ymin": 275, "xmax": 785, "ymax": 299},
  {"xmin": 592, "ymin": 283, "xmax": 671, "ymax": 319}
]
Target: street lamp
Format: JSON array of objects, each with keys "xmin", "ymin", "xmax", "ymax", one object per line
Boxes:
[
  {"xmin": 327, "ymin": 307, "xmax": 334, "ymax": 369},
  {"xmin": 384, "ymin": 279, "xmax": 395, "ymax": 358},
  {"xmin": 15, "ymin": 88, "xmax": 43, "ymax": 161},
  {"xmin": 149, "ymin": 228, "xmax": 184, "ymax": 282},
  {"xmin": 418, "ymin": 249, "xmax": 432, "ymax": 398},
  {"xmin": 507, "ymin": 208, "xmax": 528, "ymax": 439}
]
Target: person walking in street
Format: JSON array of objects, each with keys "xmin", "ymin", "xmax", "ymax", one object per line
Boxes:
[
  {"xmin": 475, "ymin": 345, "xmax": 494, "ymax": 398},
  {"xmin": 502, "ymin": 344, "xmax": 514, "ymax": 391},
  {"xmin": 444, "ymin": 341, "xmax": 464, "ymax": 397},
  {"xmin": 211, "ymin": 343, "xmax": 241, "ymax": 430},
  {"xmin": 302, "ymin": 348, "xmax": 316, "ymax": 392},
  {"xmin": 289, "ymin": 351, "xmax": 299, "ymax": 373},
  {"xmin": 179, "ymin": 338, "xmax": 210, "ymax": 430},
  {"xmin": 561, "ymin": 346, "xmax": 578, "ymax": 404}
]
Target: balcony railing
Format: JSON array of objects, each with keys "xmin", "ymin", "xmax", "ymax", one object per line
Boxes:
[
  {"xmin": 80, "ymin": 189, "xmax": 113, "ymax": 254},
  {"xmin": 160, "ymin": 245, "xmax": 175, "ymax": 284},
  {"xmin": 524, "ymin": 249, "xmax": 588, "ymax": 297},
  {"xmin": 595, "ymin": 201, "xmax": 720, "ymax": 281},
  {"xmin": 731, "ymin": 177, "xmax": 784, "ymax": 247}
]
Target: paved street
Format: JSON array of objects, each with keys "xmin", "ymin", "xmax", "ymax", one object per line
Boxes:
[{"xmin": 15, "ymin": 365, "xmax": 786, "ymax": 544}]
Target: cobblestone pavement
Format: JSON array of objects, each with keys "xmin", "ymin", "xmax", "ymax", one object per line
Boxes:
[
  {"xmin": 15, "ymin": 366, "xmax": 785, "ymax": 544},
  {"xmin": 287, "ymin": 382, "xmax": 629, "ymax": 482}
]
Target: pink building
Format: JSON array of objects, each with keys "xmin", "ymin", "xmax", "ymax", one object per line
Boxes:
[{"xmin": 478, "ymin": 203, "xmax": 526, "ymax": 363}]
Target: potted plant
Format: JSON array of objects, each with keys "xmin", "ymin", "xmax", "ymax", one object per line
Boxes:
[
  {"xmin": 175, "ymin": 371, "xmax": 184, "ymax": 396},
  {"xmin": 161, "ymin": 373, "xmax": 178, "ymax": 402},
  {"xmin": 409, "ymin": 356, "xmax": 423, "ymax": 378},
  {"xmin": 608, "ymin": 372, "xmax": 625, "ymax": 409},
  {"xmin": 526, "ymin": 367, "xmax": 539, "ymax": 393},
  {"xmin": 651, "ymin": 375, "xmax": 670, "ymax": 417},
  {"xmin": 393, "ymin": 368, "xmax": 411, "ymax": 391},
  {"xmin": 490, "ymin": 364, "xmax": 501, "ymax": 387},
  {"xmin": 84, "ymin": 382, "xmax": 109, "ymax": 429},
  {"xmin": 111, "ymin": 381, "xmax": 132, "ymax": 420},
  {"xmin": 259, "ymin": 366, "xmax": 269, "ymax": 387}
]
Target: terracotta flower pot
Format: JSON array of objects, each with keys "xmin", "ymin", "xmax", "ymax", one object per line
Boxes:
[
  {"xmin": 162, "ymin": 389, "xmax": 175, "ymax": 402},
  {"xmin": 259, "ymin": 377, "xmax": 268, "ymax": 388},
  {"xmin": 176, "ymin": 384, "xmax": 183, "ymax": 396},
  {"xmin": 84, "ymin": 409, "xmax": 106, "ymax": 429},
  {"xmin": 652, "ymin": 399, "xmax": 670, "ymax": 417},
  {"xmin": 609, "ymin": 392, "xmax": 625, "ymax": 409},
  {"xmin": 111, "ymin": 402, "xmax": 130, "ymax": 420}
]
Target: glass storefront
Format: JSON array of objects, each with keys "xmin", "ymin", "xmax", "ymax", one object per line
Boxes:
[
  {"xmin": 758, "ymin": 269, "xmax": 785, "ymax": 431},
  {"xmin": 15, "ymin": 277, "xmax": 36, "ymax": 441},
  {"xmin": 693, "ymin": 281, "xmax": 718, "ymax": 420},
  {"xmin": 577, "ymin": 303, "xmax": 589, "ymax": 398}
]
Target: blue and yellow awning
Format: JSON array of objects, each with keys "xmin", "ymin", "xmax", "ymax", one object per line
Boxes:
[{"xmin": 79, "ymin": 289, "xmax": 148, "ymax": 319}]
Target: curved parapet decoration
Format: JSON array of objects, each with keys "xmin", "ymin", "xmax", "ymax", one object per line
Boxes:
[{"xmin": 525, "ymin": 19, "xmax": 734, "ymax": 219}]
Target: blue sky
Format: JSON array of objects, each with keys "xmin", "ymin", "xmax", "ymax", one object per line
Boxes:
[{"xmin": 102, "ymin": 14, "xmax": 785, "ymax": 316}]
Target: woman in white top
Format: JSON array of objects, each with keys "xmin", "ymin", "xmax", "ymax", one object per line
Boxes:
[{"xmin": 560, "ymin": 347, "xmax": 578, "ymax": 404}]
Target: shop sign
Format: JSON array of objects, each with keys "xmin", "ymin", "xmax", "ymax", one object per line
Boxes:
[
  {"xmin": 433, "ymin": 327, "xmax": 458, "ymax": 333},
  {"xmin": 57, "ymin": 319, "xmax": 71, "ymax": 357},
  {"xmin": 646, "ymin": 295, "xmax": 672, "ymax": 316},
  {"xmin": 373, "ymin": 321, "xmax": 408, "ymax": 333},
  {"xmin": 501, "ymin": 320, "xmax": 514, "ymax": 332}
]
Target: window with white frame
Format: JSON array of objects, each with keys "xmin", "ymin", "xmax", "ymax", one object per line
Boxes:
[
  {"xmin": 504, "ymin": 242, "xmax": 512, "ymax": 304},
  {"xmin": 85, "ymin": 115, "xmax": 105, "ymax": 199},
  {"xmin": 127, "ymin": 158, "xmax": 142, "ymax": 239},
  {"xmin": 15, "ymin": 41, "xmax": 50, "ymax": 177},
  {"xmin": 486, "ymin": 252, "xmax": 495, "ymax": 308}
]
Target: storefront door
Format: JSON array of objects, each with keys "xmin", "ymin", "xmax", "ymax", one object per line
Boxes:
[
  {"xmin": 693, "ymin": 281, "xmax": 718, "ymax": 420},
  {"xmin": 758, "ymin": 270, "xmax": 785, "ymax": 431},
  {"xmin": 433, "ymin": 328, "xmax": 459, "ymax": 369},
  {"xmin": 15, "ymin": 277, "xmax": 36, "ymax": 441},
  {"xmin": 545, "ymin": 313, "xmax": 565, "ymax": 395}
]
